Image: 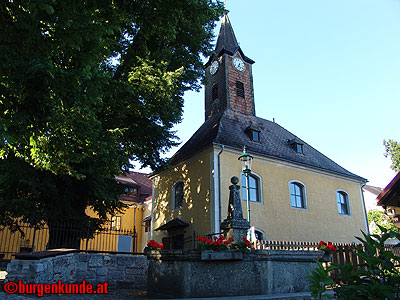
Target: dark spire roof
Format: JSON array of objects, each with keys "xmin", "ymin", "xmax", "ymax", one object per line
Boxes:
[
  {"xmin": 215, "ymin": 14, "xmax": 239, "ymax": 56},
  {"xmin": 209, "ymin": 14, "xmax": 254, "ymax": 65},
  {"xmin": 165, "ymin": 110, "xmax": 366, "ymax": 182}
]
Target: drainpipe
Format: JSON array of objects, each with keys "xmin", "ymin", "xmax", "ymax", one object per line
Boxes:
[
  {"xmin": 217, "ymin": 145, "xmax": 224, "ymax": 229},
  {"xmin": 360, "ymin": 182, "xmax": 370, "ymax": 236},
  {"xmin": 133, "ymin": 205, "xmax": 137, "ymax": 252}
]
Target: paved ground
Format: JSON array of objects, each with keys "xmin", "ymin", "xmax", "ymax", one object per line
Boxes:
[
  {"xmin": 0, "ymin": 290, "xmax": 317, "ymax": 300},
  {"xmin": 1, "ymin": 271, "xmax": 317, "ymax": 299}
]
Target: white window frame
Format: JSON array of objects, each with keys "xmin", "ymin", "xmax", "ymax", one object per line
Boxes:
[
  {"xmin": 254, "ymin": 228, "xmax": 265, "ymax": 241},
  {"xmin": 111, "ymin": 215, "xmax": 121, "ymax": 231},
  {"xmin": 240, "ymin": 172, "xmax": 263, "ymax": 204},
  {"xmin": 336, "ymin": 189, "xmax": 351, "ymax": 216},
  {"xmin": 171, "ymin": 180, "xmax": 185, "ymax": 210},
  {"xmin": 288, "ymin": 180, "xmax": 308, "ymax": 210}
]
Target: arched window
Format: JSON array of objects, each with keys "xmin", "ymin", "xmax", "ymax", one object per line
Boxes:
[
  {"xmin": 336, "ymin": 191, "xmax": 350, "ymax": 215},
  {"xmin": 241, "ymin": 173, "xmax": 261, "ymax": 203},
  {"xmin": 289, "ymin": 181, "xmax": 307, "ymax": 209},
  {"xmin": 172, "ymin": 181, "xmax": 184, "ymax": 209}
]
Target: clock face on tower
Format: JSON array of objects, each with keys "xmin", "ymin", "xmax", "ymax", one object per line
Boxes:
[
  {"xmin": 210, "ymin": 61, "xmax": 219, "ymax": 75},
  {"xmin": 232, "ymin": 57, "xmax": 245, "ymax": 72}
]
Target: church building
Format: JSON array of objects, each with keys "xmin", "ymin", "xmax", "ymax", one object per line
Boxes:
[{"xmin": 150, "ymin": 14, "xmax": 368, "ymax": 249}]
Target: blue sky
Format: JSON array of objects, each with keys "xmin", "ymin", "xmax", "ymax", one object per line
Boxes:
[{"xmin": 137, "ymin": 0, "xmax": 400, "ymax": 188}]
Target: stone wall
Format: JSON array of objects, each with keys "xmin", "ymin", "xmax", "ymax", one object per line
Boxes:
[{"xmin": 6, "ymin": 252, "xmax": 148, "ymax": 290}]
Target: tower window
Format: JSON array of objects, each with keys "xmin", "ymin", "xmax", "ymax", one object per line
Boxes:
[
  {"xmin": 212, "ymin": 84, "xmax": 218, "ymax": 101},
  {"xmin": 236, "ymin": 81, "xmax": 245, "ymax": 98}
]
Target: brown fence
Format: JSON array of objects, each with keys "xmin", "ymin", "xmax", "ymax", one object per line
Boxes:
[{"xmin": 0, "ymin": 222, "xmax": 138, "ymax": 260}]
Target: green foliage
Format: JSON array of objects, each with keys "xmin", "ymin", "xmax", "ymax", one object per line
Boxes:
[
  {"xmin": 307, "ymin": 261, "xmax": 335, "ymax": 299},
  {"xmin": 0, "ymin": 0, "xmax": 224, "ymax": 232},
  {"xmin": 308, "ymin": 226, "xmax": 400, "ymax": 300},
  {"xmin": 384, "ymin": 139, "xmax": 400, "ymax": 173},
  {"xmin": 367, "ymin": 209, "xmax": 397, "ymax": 235}
]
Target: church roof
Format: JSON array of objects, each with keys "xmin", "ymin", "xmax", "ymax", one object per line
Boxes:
[
  {"xmin": 167, "ymin": 109, "xmax": 366, "ymax": 182},
  {"xmin": 210, "ymin": 14, "xmax": 254, "ymax": 65}
]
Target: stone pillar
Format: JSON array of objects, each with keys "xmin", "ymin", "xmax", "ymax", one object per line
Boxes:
[{"xmin": 220, "ymin": 176, "xmax": 250, "ymax": 242}]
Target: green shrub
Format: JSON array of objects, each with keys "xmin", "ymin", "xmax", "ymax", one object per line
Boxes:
[{"xmin": 308, "ymin": 226, "xmax": 400, "ymax": 300}]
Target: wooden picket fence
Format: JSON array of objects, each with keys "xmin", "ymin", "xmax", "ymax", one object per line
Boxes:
[{"xmin": 254, "ymin": 240, "xmax": 400, "ymax": 282}]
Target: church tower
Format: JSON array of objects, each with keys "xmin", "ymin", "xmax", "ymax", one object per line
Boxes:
[{"xmin": 204, "ymin": 14, "xmax": 255, "ymax": 120}]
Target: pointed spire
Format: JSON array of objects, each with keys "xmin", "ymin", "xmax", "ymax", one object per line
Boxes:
[
  {"xmin": 212, "ymin": 14, "xmax": 255, "ymax": 64},
  {"xmin": 214, "ymin": 14, "xmax": 239, "ymax": 57}
]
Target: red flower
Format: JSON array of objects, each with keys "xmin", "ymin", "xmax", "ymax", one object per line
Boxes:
[
  {"xmin": 147, "ymin": 240, "xmax": 163, "ymax": 250},
  {"xmin": 228, "ymin": 237, "xmax": 234, "ymax": 242},
  {"xmin": 213, "ymin": 236, "xmax": 218, "ymax": 240},
  {"xmin": 318, "ymin": 241, "xmax": 327, "ymax": 248},
  {"xmin": 219, "ymin": 235, "xmax": 225, "ymax": 240},
  {"xmin": 224, "ymin": 240, "xmax": 230, "ymax": 245}
]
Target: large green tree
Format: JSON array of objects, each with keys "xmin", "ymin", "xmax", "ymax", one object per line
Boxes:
[
  {"xmin": 0, "ymin": 0, "xmax": 224, "ymax": 244},
  {"xmin": 384, "ymin": 139, "xmax": 400, "ymax": 173}
]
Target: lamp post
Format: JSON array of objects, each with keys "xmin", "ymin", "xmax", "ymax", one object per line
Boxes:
[{"xmin": 238, "ymin": 146, "xmax": 253, "ymax": 240}]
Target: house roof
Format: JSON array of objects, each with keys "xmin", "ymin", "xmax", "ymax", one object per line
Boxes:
[
  {"xmin": 363, "ymin": 185, "xmax": 383, "ymax": 196},
  {"xmin": 116, "ymin": 171, "xmax": 152, "ymax": 203},
  {"xmin": 377, "ymin": 173, "xmax": 400, "ymax": 208},
  {"xmin": 155, "ymin": 218, "xmax": 190, "ymax": 231},
  {"xmin": 166, "ymin": 109, "xmax": 366, "ymax": 182}
]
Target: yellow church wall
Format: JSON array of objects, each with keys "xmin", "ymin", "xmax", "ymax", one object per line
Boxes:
[
  {"xmin": 139, "ymin": 200, "xmax": 152, "ymax": 251},
  {"xmin": 151, "ymin": 149, "xmax": 212, "ymax": 243},
  {"xmin": 218, "ymin": 148, "xmax": 367, "ymax": 243}
]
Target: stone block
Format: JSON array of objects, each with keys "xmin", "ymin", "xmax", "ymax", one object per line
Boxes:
[
  {"xmin": 108, "ymin": 270, "xmax": 125, "ymax": 281},
  {"xmin": 35, "ymin": 263, "xmax": 45, "ymax": 273},
  {"xmin": 96, "ymin": 275, "xmax": 108, "ymax": 284},
  {"xmin": 88, "ymin": 255, "xmax": 103, "ymax": 267},
  {"xmin": 96, "ymin": 267, "xmax": 108, "ymax": 276},
  {"xmin": 200, "ymin": 250, "xmax": 243, "ymax": 260},
  {"xmin": 77, "ymin": 253, "xmax": 89, "ymax": 262},
  {"xmin": 126, "ymin": 267, "xmax": 145, "ymax": 276},
  {"xmin": 76, "ymin": 261, "xmax": 88, "ymax": 271},
  {"xmin": 103, "ymin": 255, "xmax": 116, "ymax": 267},
  {"xmin": 116, "ymin": 280, "xmax": 145, "ymax": 290},
  {"xmin": 117, "ymin": 255, "xmax": 134, "ymax": 266}
]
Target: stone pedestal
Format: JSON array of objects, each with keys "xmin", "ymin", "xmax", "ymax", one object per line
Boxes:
[
  {"xmin": 221, "ymin": 218, "xmax": 249, "ymax": 242},
  {"xmin": 220, "ymin": 176, "xmax": 250, "ymax": 242}
]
